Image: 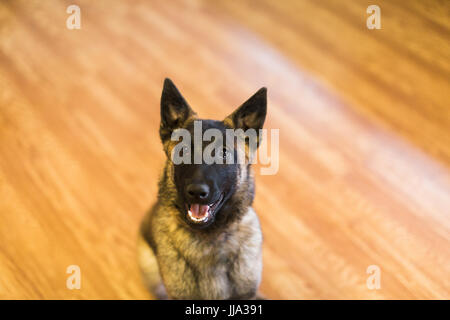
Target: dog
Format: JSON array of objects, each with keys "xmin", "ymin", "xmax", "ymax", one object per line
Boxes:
[{"xmin": 138, "ymin": 78, "xmax": 266, "ymax": 299}]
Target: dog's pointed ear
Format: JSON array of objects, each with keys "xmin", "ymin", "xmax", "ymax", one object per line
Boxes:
[
  {"xmin": 225, "ymin": 87, "xmax": 267, "ymax": 132},
  {"xmin": 160, "ymin": 78, "xmax": 196, "ymax": 142}
]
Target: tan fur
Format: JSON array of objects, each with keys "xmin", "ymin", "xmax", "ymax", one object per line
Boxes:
[{"xmin": 138, "ymin": 161, "xmax": 263, "ymax": 300}]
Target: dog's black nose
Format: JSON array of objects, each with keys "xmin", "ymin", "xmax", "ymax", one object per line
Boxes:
[{"xmin": 186, "ymin": 183, "xmax": 209, "ymax": 201}]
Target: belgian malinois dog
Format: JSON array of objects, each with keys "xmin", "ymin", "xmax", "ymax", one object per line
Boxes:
[{"xmin": 138, "ymin": 78, "xmax": 266, "ymax": 299}]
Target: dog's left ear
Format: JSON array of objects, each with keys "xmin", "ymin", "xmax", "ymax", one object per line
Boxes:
[
  {"xmin": 160, "ymin": 78, "xmax": 196, "ymax": 142},
  {"xmin": 225, "ymin": 87, "xmax": 267, "ymax": 132}
]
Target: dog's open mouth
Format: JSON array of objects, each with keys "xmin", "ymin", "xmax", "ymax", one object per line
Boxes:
[{"xmin": 186, "ymin": 194, "xmax": 223, "ymax": 224}]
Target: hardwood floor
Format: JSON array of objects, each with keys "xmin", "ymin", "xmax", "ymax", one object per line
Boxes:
[{"xmin": 0, "ymin": 0, "xmax": 448, "ymax": 299}]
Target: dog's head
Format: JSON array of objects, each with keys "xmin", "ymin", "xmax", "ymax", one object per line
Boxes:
[{"xmin": 159, "ymin": 78, "xmax": 266, "ymax": 229}]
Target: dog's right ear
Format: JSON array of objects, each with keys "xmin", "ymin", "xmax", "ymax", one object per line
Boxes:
[{"xmin": 160, "ymin": 78, "xmax": 196, "ymax": 142}]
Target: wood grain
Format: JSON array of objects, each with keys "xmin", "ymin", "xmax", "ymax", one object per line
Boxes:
[{"xmin": 0, "ymin": 0, "xmax": 448, "ymax": 299}]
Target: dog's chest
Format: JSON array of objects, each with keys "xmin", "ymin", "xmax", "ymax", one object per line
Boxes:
[
  {"xmin": 193, "ymin": 239, "xmax": 240, "ymax": 299},
  {"xmin": 156, "ymin": 208, "xmax": 263, "ymax": 299},
  {"xmin": 161, "ymin": 226, "xmax": 262, "ymax": 299}
]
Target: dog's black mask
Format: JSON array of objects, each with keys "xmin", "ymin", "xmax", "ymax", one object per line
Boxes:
[{"xmin": 159, "ymin": 78, "xmax": 266, "ymax": 229}]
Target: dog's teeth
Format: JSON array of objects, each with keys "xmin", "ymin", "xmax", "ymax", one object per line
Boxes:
[{"xmin": 188, "ymin": 209, "xmax": 209, "ymax": 222}]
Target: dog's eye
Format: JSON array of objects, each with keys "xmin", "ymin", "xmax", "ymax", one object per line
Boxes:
[
  {"xmin": 181, "ymin": 145, "xmax": 190, "ymax": 156},
  {"xmin": 221, "ymin": 148, "xmax": 228, "ymax": 159}
]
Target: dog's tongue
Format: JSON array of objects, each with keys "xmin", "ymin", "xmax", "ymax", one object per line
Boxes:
[{"xmin": 189, "ymin": 204, "xmax": 209, "ymax": 218}]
